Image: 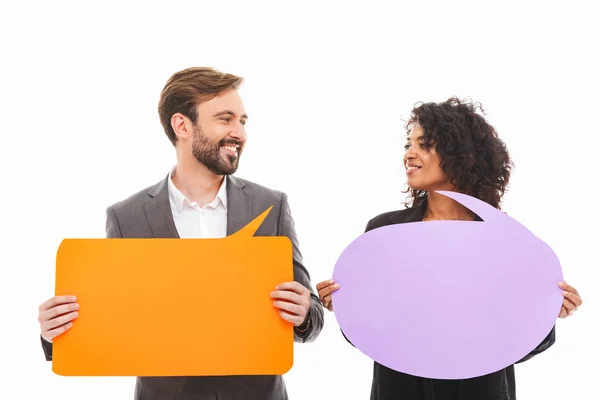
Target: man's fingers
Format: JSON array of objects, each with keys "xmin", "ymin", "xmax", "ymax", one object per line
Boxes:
[
  {"xmin": 43, "ymin": 321, "xmax": 74, "ymax": 342},
  {"xmin": 39, "ymin": 303, "xmax": 80, "ymax": 323},
  {"xmin": 278, "ymin": 310, "xmax": 301, "ymax": 326},
  {"xmin": 42, "ymin": 310, "xmax": 79, "ymax": 331},
  {"xmin": 276, "ymin": 281, "xmax": 307, "ymax": 295},
  {"xmin": 39, "ymin": 295, "xmax": 77, "ymax": 312},
  {"xmin": 273, "ymin": 300, "xmax": 304, "ymax": 316},
  {"xmin": 271, "ymin": 289, "xmax": 303, "ymax": 305}
]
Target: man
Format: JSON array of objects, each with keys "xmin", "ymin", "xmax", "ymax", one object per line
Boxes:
[{"xmin": 37, "ymin": 67, "xmax": 324, "ymax": 399}]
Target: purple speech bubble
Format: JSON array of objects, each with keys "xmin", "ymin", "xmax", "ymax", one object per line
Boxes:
[{"xmin": 331, "ymin": 190, "xmax": 563, "ymax": 379}]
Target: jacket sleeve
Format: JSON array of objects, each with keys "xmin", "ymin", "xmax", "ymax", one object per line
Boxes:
[
  {"xmin": 277, "ymin": 193, "xmax": 324, "ymax": 343},
  {"xmin": 515, "ymin": 325, "xmax": 556, "ymax": 363},
  {"xmin": 41, "ymin": 335, "xmax": 53, "ymax": 361},
  {"xmin": 40, "ymin": 206, "xmax": 123, "ymax": 361}
]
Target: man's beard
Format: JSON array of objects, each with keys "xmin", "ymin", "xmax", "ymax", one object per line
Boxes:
[{"xmin": 191, "ymin": 125, "xmax": 242, "ymax": 175}]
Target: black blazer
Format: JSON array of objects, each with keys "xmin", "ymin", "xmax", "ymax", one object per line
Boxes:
[{"xmin": 343, "ymin": 198, "xmax": 556, "ymax": 400}]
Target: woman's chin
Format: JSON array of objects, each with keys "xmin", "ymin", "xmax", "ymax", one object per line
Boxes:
[{"xmin": 406, "ymin": 181, "xmax": 427, "ymax": 191}]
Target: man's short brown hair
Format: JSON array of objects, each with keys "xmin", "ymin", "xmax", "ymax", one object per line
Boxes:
[{"xmin": 158, "ymin": 67, "xmax": 244, "ymax": 145}]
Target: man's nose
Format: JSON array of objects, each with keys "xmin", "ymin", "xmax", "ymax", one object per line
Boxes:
[{"xmin": 229, "ymin": 122, "xmax": 246, "ymax": 142}]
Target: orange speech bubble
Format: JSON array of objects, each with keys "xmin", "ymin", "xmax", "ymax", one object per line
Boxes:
[{"xmin": 52, "ymin": 206, "xmax": 294, "ymax": 377}]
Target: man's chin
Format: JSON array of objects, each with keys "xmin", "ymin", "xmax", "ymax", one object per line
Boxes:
[
  {"xmin": 221, "ymin": 156, "xmax": 239, "ymax": 172},
  {"xmin": 221, "ymin": 168, "xmax": 237, "ymax": 176},
  {"xmin": 219, "ymin": 163, "xmax": 239, "ymax": 176}
]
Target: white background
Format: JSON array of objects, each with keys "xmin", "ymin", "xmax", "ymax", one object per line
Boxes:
[{"xmin": 1, "ymin": 1, "xmax": 599, "ymax": 399}]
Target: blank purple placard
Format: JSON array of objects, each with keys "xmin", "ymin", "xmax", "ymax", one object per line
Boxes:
[{"xmin": 331, "ymin": 190, "xmax": 563, "ymax": 379}]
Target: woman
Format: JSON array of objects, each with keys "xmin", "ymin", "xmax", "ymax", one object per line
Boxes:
[{"xmin": 317, "ymin": 97, "xmax": 582, "ymax": 400}]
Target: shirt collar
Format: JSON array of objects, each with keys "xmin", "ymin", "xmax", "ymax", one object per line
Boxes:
[{"xmin": 167, "ymin": 167, "xmax": 228, "ymax": 214}]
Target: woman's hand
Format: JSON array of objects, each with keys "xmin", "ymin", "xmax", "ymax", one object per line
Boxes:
[
  {"xmin": 316, "ymin": 279, "xmax": 340, "ymax": 311},
  {"xmin": 558, "ymin": 281, "xmax": 582, "ymax": 318}
]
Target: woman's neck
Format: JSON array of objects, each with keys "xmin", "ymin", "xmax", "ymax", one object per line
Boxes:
[{"xmin": 423, "ymin": 190, "xmax": 474, "ymax": 221}]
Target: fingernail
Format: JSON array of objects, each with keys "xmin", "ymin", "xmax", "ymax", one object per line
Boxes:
[
  {"xmin": 329, "ymin": 280, "xmax": 334, "ymax": 284},
  {"xmin": 74, "ymin": 312, "xmax": 79, "ymax": 317},
  {"xmin": 563, "ymin": 291, "xmax": 568, "ymax": 296},
  {"xmin": 71, "ymin": 296, "xmax": 77, "ymax": 301},
  {"xmin": 558, "ymin": 282, "xmax": 564, "ymax": 287},
  {"xmin": 334, "ymin": 283, "xmax": 340, "ymax": 288}
]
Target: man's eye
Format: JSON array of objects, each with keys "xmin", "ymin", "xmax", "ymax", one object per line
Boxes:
[
  {"xmin": 220, "ymin": 117, "xmax": 230, "ymax": 122},
  {"xmin": 240, "ymin": 120, "xmax": 246, "ymax": 126}
]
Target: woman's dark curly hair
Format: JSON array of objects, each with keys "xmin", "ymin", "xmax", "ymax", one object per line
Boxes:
[{"xmin": 403, "ymin": 97, "xmax": 513, "ymax": 210}]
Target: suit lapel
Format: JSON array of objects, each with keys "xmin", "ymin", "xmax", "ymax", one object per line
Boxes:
[
  {"xmin": 226, "ymin": 175, "xmax": 253, "ymax": 236},
  {"xmin": 143, "ymin": 175, "xmax": 180, "ymax": 239}
]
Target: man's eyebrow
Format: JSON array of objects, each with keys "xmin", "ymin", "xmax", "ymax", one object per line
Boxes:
[{"xmin": 213, "ymin": 110, "xmax": 248, "ymax": 119}]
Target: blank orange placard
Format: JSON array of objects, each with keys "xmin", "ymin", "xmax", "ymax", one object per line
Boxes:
[{"xmin": 52, "ymin": 207, "xmax": 294, "ymax": 376}]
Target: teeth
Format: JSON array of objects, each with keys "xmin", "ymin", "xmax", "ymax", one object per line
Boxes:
[
  {"xmin": 407, "ymin": 166, "xmax": 420, "ymax": 170},
  {"xmin": 223, "ymin": 145, "xmax": 237, "ymax": 152}
]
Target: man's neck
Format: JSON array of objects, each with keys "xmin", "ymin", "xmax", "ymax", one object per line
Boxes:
[
  {"xmin": 171, "ymin": 159, "xmax": 224, "ymax": 207},
  {"xmin": 424, "ymin": 190, "xmax": 473, "ymax": 221}
]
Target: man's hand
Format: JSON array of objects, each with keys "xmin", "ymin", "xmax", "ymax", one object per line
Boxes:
[
  {"xmin": 38, "ymin": 295, "xmax": 79, "ymax": 342},
  {"xmin": 316, "ymin": 279, "xmax": 339, "ymax": 311},
  {"xmin": 271, "ymin": 282, "xmax": 310, "ymax": 326},
  {"xmin": 558, "ymin": 281, "xmax": 582, "ymax": 318}
]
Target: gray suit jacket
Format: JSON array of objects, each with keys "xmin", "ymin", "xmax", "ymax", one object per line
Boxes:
[{"xmin": 42, "ymin": 174, "xmax": 324, "ymax": 400}]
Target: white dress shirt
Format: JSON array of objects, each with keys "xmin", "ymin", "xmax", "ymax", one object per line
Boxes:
[{"xmin": 167, "ymin": 169, "xmax": 228, "ymax": 239}]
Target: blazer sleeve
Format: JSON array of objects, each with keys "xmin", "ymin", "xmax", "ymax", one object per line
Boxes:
[
  {"xmin": 277, "ymin": 192, "xmax": 324, "ymax": 343},
  {"xmin": 40, "ymin": 206, "xmax": 123, "ymax": 361},
  {"xmin": 515, "ymin": 325, "xmax": 556, "ymax": 363},
  {"xmin": 41, "ymin": 335, "xmax": 52, "ymax": 361}
]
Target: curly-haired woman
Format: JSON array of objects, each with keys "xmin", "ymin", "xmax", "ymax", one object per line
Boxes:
[{"xmin": 316, "ymin": 97, "xmax": 582, "ymax": 400}]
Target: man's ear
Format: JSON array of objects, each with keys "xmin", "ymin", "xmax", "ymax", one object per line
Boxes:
[{"xmin": 171, "ymin": 113, "xmax": 193, "ymax": 141}]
